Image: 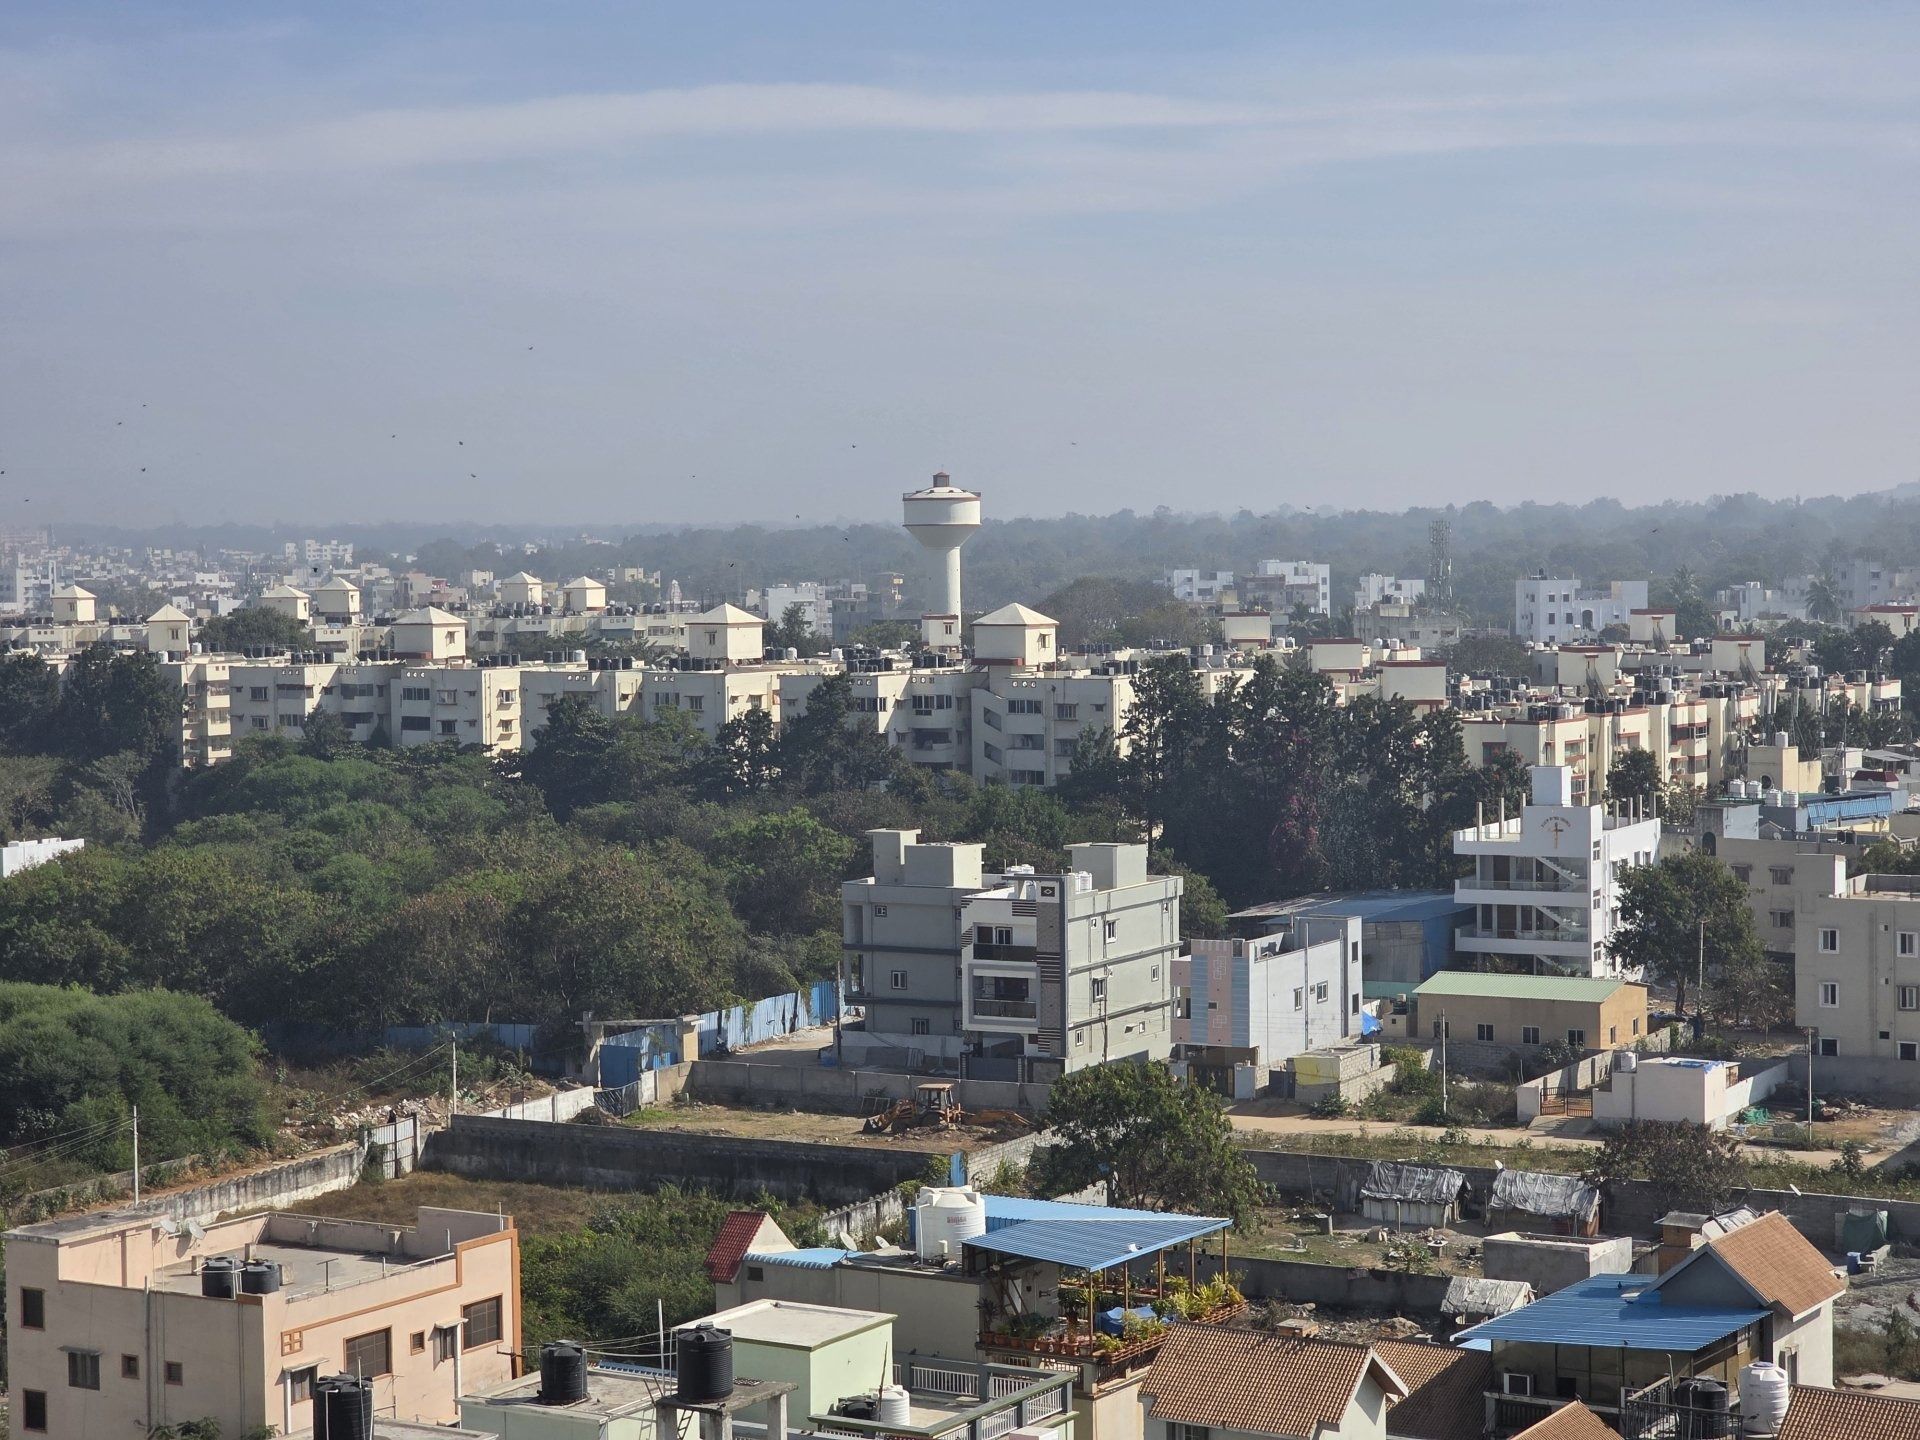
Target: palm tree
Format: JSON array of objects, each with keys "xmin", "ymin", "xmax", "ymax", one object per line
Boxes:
[{"xmin": 1806, "ymin": 571, "xmax": 1843, "ymax": 625}]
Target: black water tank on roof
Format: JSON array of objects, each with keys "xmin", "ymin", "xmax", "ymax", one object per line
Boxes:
[
  {"xmin": 677, "ymin": 1322, "xmax": 734, "ymax": 1402},
  {"xmin": 200, "ymin": 1256, "xmax": 237, "ymax": 1299},
  {"xmin": 313, "ymin": 1374, "xmax": 373, "ymax": 1440},
  {"xmin": 240, "ymin": 1259, "xmax": 281, "ymax": 1295},
  {"xmin": 540, "ymin": 1341, "xmax": 589, "ymax": 1405}
]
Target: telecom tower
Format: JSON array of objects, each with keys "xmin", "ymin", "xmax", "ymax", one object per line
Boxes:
[
  {"xmin": 902, "ymin": 472, "xmax": 982, "ymax": 651},
  {"xmin": 1428, "ymin": 519, "xmax": 1453, "ymax": 608}
]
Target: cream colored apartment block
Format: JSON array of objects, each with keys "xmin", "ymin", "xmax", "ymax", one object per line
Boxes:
[{"xmin": 3, "ymin": 1205, "xmax": 518, "ymax": 1439}]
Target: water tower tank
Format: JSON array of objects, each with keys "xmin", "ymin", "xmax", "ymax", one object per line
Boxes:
[
  {"xmin": 914, "ymin": 1185, "xmax": 987, "ymax": 1261},
  {"xmin": 878, "ymin": 1385, "xmax": 913, "ymax": 1427},
  {"xmin": 540, "ymin": 1341, "xmax": 590, "ymax": 1406},
  {"xmin": 677, "ymin": 1323, "xmax": 735, "ymax": 1403},
  {"xmin": 902, "ymin": 475, "xmax": 982, "ymax": 621},
  {"xmin": 1738, "ymin": 1361, "xmax": 1790, "ymax": 1435}
]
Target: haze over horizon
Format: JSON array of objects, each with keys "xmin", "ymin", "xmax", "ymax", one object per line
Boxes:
[{"xmin": 4, "ymin": 2, "xmax": 1919, "ymax": 527}]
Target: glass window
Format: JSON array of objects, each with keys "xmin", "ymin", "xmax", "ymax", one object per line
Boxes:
[
  {"xmin": 1818, "ymin": 1037, "xmax": 1838, "ymax": 1057},
  {"xmin": 1902, "ymin": 933, "xmax": 1918, "ymax": 959},
  {"xmin": 1900, "ymin": 986, "xmax": 1919, "ymax": 1012},
  {"xmin": 21, "ymin": 1287, "xmax": 44, "ymax": 1329},
  {"xmin": 67, "ymin": 1352, "xmax": 100, "ymax": 1390},
  {"xmin": 910, "ymin": 1018, "xmax": 930, "ymax": 1036},
  {"xmin": 122, "ymin": 1355, "xmax": 139, "ymax": 1380},
  {"xmin": 21, "ymin": 1391, "xmax": 46, "ymax": 1433},
  {"xmin": 1566, "ymin": 1029, "xmax": 1587, "ymax": 1047},
  {"xmin": 1819, "ymin": 929, "xmax": 1839, "ymax": 953},
  {"xmin": 1477, "ymin": 1024, "xmax": 1495, "ymax": 1042},
  {"xmin": 1902, "ymin": 1043, "xmax": 1919, "ymax": 1062},
  {"xmin": 343, "ymin": 1329, "xmax": 392, "ymax": 1379},
  {"xmin": 1522, "ymin": 1026, "xmax": 1541, "ymax": 1045},
  {"xmin": 463, "ymin": 1297, "xmax": 503, "ymax": 1350},
  {"xmin": 165, "ymin": 1361, "xmax": 183, "ymax": 1386},
  {"xmin": 1820, "ymin": 982, "xmax": 1839, "ymax": 1008}
]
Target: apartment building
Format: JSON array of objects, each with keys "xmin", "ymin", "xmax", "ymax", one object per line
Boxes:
[
  {"xmin": 840, "ymin": 831, "xmax": 1182, "ymax": 1077},
  {"xmin": 1176, "ymin": 916, "xmax": 1363, "ymax": 1084},
  {"xmin": 1665, "ymin": 799, "xmax": 1883, "ymax": 965},
  {"xmin": 763, "ymin": 581, "xmax": 830, "ymax": 633},
  {"xmin": 780, "ymin": 658, "xmax": 981, "ymax": 771},
  {"xmin": 1716, "ymin": 582, "xmax": 1807, "ymax": 627},
  {"xmin": 1164, "ymin": 569, "xmax": 1234, "ymax": 604},
  {"xmin": 3, "ymin": 1205, "xmax": 518, "ymax": 1438},
  {"xmin": 1353, "ymin": 574, "xmax": 1425, "ymax": 610},
  {"xmin": 1513, "ymin": 575, "xmax": 1649, "ymax": 644},
  {"xmin": 1794, "ymin": 871, "xmax": 1920, "ymax": 1096},
  {"xmin": 1242, "ymin": 560, "xmax": 1331, "ymax": 616},
  {"xmin": 1454, "ymin": 765, "xmax": 1660, "ymax": 977},
  {"xmin": 158, "ymin": 652, "xmax": 233, "ymax": 765}
]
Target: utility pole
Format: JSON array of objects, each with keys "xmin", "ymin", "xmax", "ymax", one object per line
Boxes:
[
  {"xmin": 131, "ymin": 1105, "xmax": 140, "ymax": 1205},
  {"xmin": 1440, "ymin": 1013, "xmax": 1449, "ymax": 1114},
  {"xmin": 450, "ymin": 1035, "xmax": 458, "ymax": 1121}
]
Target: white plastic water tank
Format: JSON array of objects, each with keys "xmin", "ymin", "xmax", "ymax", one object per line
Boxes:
[
  {"xmin": 785, "ymin": 647, "xmax": 799, "ymax": 661},
  {"xmin": 914, "ymin": 1186, "xmax": 987, "ymax": 1261},
  {"xmin": 1774, "ymin": 730, "xmax": 1791, "ymax": 749},
  {"xmin": 570, "ymin": 649, "xmax": 589, "ymax": 664},
  {"xmin": 830, "ymin": 648, "xmax": 845, "ymax": 663},
  {"xmin": 1738, "ymin": 1361, "xmax": 1789, "ymax": 1435},
  {"xmin": 1764, "ymin": 789, "xmax": 1784, "ymax": 807},
  {"xmin": 878, "ymin": 1385, "xmax": 912, "ymax": 1427}
]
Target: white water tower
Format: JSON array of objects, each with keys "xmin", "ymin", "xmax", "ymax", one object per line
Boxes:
[{"xmin": 903, "ymin": 473, "xmax": 982, "ymax": 625}]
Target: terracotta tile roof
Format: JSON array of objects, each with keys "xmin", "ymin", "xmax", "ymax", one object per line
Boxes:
[
  {"xmin": 705, "ymin": 1210, "xmax": 772, "ymax": 1282},
  {"xmin": 1701, "ymin": 1212, "xmax": 1845, "ymax": 1318},
  {"xmin": 1375, "ymin": 1339, "xmax": 1492, "ymax": 1440},
  {"xmin": 1512, "ymin": 1401, "xmax": 1621, "ymax": 1440},
  {"xmin": 1140, "ymin": 1325, "xmax": 1404, "ymax": 1440},
  {"xmin": 1779, "ymin": 1386, "xmax": 1920, "ymax": 1440}
]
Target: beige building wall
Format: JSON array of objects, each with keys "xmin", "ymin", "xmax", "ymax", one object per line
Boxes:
[
  {"xmin": 4, "ymin": 1207, "xmax": 518, "ymax": 1438},
  {"xmin": 1411, "ymin": 985, "xmax": 1647, "ymax": 1052}
]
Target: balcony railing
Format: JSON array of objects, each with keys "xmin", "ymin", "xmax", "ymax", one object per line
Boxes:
[
  {"xmin": 1461, "ymin": 924, "xmax": 1592, "ymax": 944},
  {"xmin": 1461, "ymin": 875, "xmax": 1589, "ymax": 893},
  {"xmin": 970, "ymin": 998, "xmax": 1038, "ymax": 1020},
  {"xmin": 971, "ymin": 943, "xmax": 1037, "ymax": 962}
]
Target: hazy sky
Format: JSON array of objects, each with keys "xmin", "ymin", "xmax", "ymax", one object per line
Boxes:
[{"xmin": 3, "ymin": 3, "xmax": 1919, "ymax": 528}]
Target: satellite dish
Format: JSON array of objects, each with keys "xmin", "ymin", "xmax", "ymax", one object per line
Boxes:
[
  {"xmin": 185, "ymin": 1219, "xmax": 206, "ymax": 1242},
  {"xmin": 152, "ymin": 1217, "xmax": 180, "ymax": 1238}
]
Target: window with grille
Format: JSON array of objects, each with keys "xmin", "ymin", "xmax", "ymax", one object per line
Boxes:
[
  {"xmin": 343, "ymin": 1329, "xmax": 392, "ymax": 1378},
  {"xmin": 463, "ymin": 1297, "xmax": 503, "ymax": 1349}
]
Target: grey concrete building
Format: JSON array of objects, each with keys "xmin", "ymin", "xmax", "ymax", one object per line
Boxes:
[{"xmin": 840, "ymin": 831, "xmax": 1182, "ymax": 1079}]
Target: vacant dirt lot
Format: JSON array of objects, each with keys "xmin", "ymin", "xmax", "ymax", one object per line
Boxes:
[{"xmin": 620, "ymin": 1098, "xmax": 1033, "ymax": 1153}]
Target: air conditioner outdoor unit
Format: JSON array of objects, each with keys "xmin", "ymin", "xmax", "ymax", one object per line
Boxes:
[{"xmin": 1502, "ymin": 1373, "xmax": 1535, "ymax": 1397}]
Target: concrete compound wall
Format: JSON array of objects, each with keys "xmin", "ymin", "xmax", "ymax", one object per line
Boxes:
[
  {"xmin": 686, "ymin": 1060, "xmax": 1052, "ymax": 1116},
  {"xmin": 1791, "ymin": 1050, "xmax": 1920, "ymax": 1107},
  {"xmin": 7, "ymin": 1139, "xmax": 373, "ymax": 1228},
  {"xmin": 423, "ymin": 1114, "xmax": 953, "ymax": 1204},
  {"xmin": 1189, "ymin": 1249, "xmax": 1453, "ymax": 1316}
]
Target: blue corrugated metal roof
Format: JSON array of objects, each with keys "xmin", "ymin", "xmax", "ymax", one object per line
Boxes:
[
  {"xmin": 746, "ymin": 1247, "xmax": 853, "ymax": 1269},
  {"xmin": 968, "ymin": 1196, "xmax": 1229, "ymax": 1271},
  {"xmin": 1455, "ymin": 1273, "xmax": 1767, "ymax": 1351}
]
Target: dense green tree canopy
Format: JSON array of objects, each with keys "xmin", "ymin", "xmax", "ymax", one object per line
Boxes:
[
  {"xmin": 1030, "ymin": 1062, "xmax": 1265, "ymax": 1222},
  {"xmin": 0, "ymin": 983, "xmax": 270, "ymax": 1172}
]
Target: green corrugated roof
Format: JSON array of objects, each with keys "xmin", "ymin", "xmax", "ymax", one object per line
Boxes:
[{"xmin": 1412, "ymin": 970, "xmax": 1630, "ymax": 1002}]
